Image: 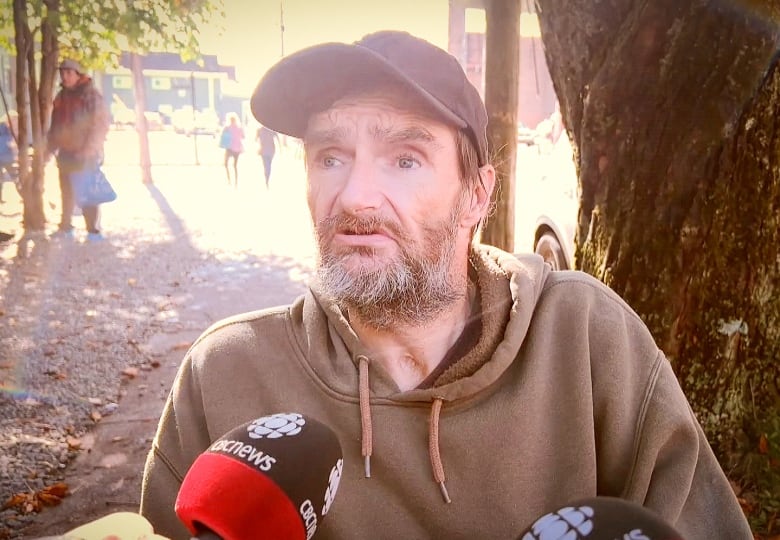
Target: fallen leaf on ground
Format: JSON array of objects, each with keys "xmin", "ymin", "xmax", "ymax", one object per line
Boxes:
[
  {"xmin": 758, "ymin": 433, "xmax": 769, "ymax": 454},
  {"xmin": 66, "ymin": 436, "xmax": 82, "ymax": 450},
  {"xmin": 122, "ymin": 367, "xmax": 139, "ymax": 378},
  {"xmin": 44, "ymin": 369, "xmax": 67, "ymax": 380},
  {"xmin": 2, "ymin": 483, "xmax": 69, "ymax": 514}
]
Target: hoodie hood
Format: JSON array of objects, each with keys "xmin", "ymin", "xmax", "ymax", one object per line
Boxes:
[{"xmin": 310, "ymin": 244, "xmax": 551, "ymax": 403}]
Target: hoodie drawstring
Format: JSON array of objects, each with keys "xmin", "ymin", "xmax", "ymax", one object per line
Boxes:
[
  {"xmin": 358, "ymin": 355, "xmax": 373, "ymax": 478},
  {"xmin": 429, "ymin": 397, "xmax": 451, "ymax": 503},
  {"xmin": 356, "ymin": 356, "xmax": 451, "ymax": 503}
]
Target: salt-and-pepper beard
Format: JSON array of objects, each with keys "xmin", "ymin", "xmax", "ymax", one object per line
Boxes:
[{"xmin": 314, "ymin": 203, "xmax": 467, "ymax": 329}]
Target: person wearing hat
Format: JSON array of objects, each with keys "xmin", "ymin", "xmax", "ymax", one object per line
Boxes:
[
  {"xmin": 140, "ymin": 31, "xmax": 751, "ymax": 539},
  {"xmin": 46, "ymin": 58, "xmax": 110, "ymax": 241}
]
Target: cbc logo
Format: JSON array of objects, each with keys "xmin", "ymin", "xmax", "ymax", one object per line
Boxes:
[
  {"xmin": 322, "ymin": 458, "xmax": 343, "ymax": 516},
  {"xmin": 521, "ymin": 504, "xmax": 595, "ymax": 540},
  {"xmin": 247, "ymin": 413, "xmax": 306, "ymax": 439}
]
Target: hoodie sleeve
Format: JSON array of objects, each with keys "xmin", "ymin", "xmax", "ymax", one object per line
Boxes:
[
  {"xmin": 140, "ymin": 355, "xmax": 211, "ymax": 540},
  {"xmin": 624, "ymin": 354, "xmax": 753, "ymax": 539}
]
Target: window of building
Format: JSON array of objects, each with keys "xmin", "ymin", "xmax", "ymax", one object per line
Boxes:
[
  {"xmin": 112, "ymin": 75, "xmax": 132, "ymax": 89},
  {"xmin": 151, "ymin": 77, "xmax": 171, "ymax": 91}
]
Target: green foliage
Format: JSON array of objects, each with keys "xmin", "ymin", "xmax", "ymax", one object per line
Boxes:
[{"xmin": 0, "ymin": 0, "xmax": 225, "ymax": 71}]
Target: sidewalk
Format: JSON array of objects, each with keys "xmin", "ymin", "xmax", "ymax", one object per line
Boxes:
[{"xmin": 0, "ymin": 140, "xmax": 315, "ymax": 537}]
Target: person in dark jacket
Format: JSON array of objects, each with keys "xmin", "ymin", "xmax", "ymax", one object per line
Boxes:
[{"xmin": 46, "ymin": 59, "xmax": 110, "ymax": 241}]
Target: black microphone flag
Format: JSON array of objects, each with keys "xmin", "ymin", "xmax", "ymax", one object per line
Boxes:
[{"xmin": 518, "ymin": 496, "xmax": 684, "ymax": 540}]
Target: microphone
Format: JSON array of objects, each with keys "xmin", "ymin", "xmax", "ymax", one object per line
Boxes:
[
  {"xmin": 175, "ymin": 412, "xmax": 343, "ymax": 540},
  {"xmin": 518, "ymin": 497, "xmax": 685, "ymax": 540}
]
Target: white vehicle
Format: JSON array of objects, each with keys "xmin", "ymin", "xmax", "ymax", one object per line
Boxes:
[
  {"xmin": 172, "ymin": 107, "xmax": 220, "ymax": 137},
  {"xmin": 514, "ymin": 131, "xmax": 578, "ymax": 270}
]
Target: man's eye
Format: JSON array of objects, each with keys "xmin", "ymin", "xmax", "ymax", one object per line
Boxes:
[
  {"xmin": 397, "ymin": 155, "xmax": 420, "ymax": 169},
  {"xmin": 323, "ymin": 156, "xmax": 341, "ymax": 167}
]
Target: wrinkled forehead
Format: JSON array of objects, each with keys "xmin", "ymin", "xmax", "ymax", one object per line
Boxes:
[{"xmin": 304, "ymin": 89, "xmax": 456, "ymax": 143}]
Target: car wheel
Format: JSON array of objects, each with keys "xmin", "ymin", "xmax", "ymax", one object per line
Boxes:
[{"xmin": 535, "ymin": 231, "xmax": 569, "ymax": 271}]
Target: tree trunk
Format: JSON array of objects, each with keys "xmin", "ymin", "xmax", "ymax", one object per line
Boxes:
[
  {"xmin": 536, "ymin": 0, "xmax": 780, "ymax": 531},
  {"xmin": 39, "ymin": 0, "xmax": 59, "ymax": 135},
  {"xmin": 480, "ymin": 0, "xmax": 520, "ymax": 251},
  {"xmin": 11, "ymin": 0, "xmax": 59, "ymax": 233},
  {"xmin": 12, "ymin": 0, "xmax": 45, "ymax": 232},
  {"xmin": 131, "ymin": 53, "xmax": 152, "ymax": 184},
  {"xmin": 24, "ymin": 8, "xmax": 47, "ymax": 233}
]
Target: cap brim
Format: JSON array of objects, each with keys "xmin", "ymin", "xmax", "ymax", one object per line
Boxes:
[{"xmin": 251, "ymin": 42, "xmax": 467, "ymax": 138}]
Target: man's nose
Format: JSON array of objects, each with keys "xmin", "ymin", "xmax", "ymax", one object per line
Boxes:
[{"xmin": 337, "ymin": 154, "xmax": 383, "ymax": 213}]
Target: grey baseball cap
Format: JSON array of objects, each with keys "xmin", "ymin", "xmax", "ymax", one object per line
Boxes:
[{"xmin": 250, "ymin": 31, "xmax": 488, "ymax": 165}]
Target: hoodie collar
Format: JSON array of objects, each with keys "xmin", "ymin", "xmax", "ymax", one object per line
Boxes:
[
  {"xmin": 312, "ymin": 244, "xmax": 550, "ymax": 402},
  {"xmin": 309, "ymin": 245, "xmax": 550, "ymax": 501}
]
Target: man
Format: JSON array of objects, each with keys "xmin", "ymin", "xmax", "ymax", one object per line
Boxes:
[
  {"xmin": 46, "ymin": 58, "xmax": 109, "ymax": 241},
  {"xmin": 140, "ymin": 31, "xmax": 752, "ymax": 539}
]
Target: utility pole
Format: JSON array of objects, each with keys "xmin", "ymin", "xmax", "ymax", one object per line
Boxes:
[
  {"xmin": 280, "ymin": 1, "xmax": 285, "ymax": 57},
  {"xmin": 190, "ymin": 71, "xmax": 199, "ymax": 166}
]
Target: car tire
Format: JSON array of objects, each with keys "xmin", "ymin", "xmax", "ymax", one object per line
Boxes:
[{"xmin": 535, "ymin": 231, "xmax": 569, "ymax": 271}]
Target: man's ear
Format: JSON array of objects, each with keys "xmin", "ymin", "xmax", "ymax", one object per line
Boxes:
[{"xmin": 460, "ymin": 164, "xmax": 496, "ymax": 228}]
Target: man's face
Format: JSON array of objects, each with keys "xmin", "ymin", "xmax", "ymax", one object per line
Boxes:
[
  {"xmin": 304, "ymin": 95, "xmax": 475, "ymax": 327},
  {"xmin": 59, "ymin": 68, "xmax": 79, "ymax": 89}
]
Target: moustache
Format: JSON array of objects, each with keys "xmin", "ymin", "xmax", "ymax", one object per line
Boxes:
[{"xmin": 316, "ymin": 214, "xmax": 407, "ymax": 241}]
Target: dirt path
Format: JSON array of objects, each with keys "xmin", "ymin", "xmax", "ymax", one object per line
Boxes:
[{"xmin": 21, "ymin": 258, "xmax": 309, "ymax": 537}]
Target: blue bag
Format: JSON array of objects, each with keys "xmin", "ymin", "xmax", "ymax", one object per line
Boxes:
[
  {"xmin": 219, "ymin": 128, "xmax": 232, "ymax": 149},
  {"xmin": 70, "ymin": 163, "xmax": 117, "ymax": 207},
  {"xmin": 0, "ymin": 123, "xmax": 16, "ymax": 164}
]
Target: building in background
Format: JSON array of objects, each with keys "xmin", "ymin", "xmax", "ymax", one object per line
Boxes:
[
  {"xmin": 448, "ymin": 0, "xmax": 557, "ymax": 130},
  {"xmin": 98, "ymin": 52, "xmax": 247, "ymax": 134}
]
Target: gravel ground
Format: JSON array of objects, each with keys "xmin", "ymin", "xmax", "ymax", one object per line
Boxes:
[{"xmin": 0, "ymin": 136, "xmax": 315, "ymax": 538}]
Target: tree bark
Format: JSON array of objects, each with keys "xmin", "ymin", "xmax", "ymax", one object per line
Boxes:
[
  {"xmin": 12, "ymin": 0, "xmax": 45, "ymax": 232},
  {"xmin": 131, "ymin": 53, "xmax": 153, "ymax": 184},
  {"xmin": 536, "ymin": 0, "xmax": 780, "ymax": 530},
  {"xmin": 11, "ymin": 0, "xmax": 59, "ymax": 233},
  {"xmin": 39, "ymin": 0, "xmax": 59, "ymax": 135},
  {"xmin": 481, "ymin": 0, "xmax": 520, "ymax": 251},
  {"xmin": 24, "ymin": 7, "xmax": 47, "ymax": 233}
]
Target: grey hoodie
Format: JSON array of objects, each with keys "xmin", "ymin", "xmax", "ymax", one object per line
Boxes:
[{"xmin": 141, "ymin": 245, "xmax": 752, "ymax": 539}]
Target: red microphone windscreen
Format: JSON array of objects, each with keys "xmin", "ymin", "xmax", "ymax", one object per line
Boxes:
[{"xmin": 175, "ymin": 413, "xmax": 343, "ymax": 540}]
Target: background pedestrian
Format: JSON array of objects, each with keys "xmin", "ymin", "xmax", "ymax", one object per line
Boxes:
[
  {"xmin": 219, "ymin": 113, "xmax": 244, "ymax": 187},
  {"xmin": 46, "ymin": 58, "xmax": 110, "ymax": 242},
  {"xmin": 256, "ymin": 124, "xmax": 278, "ymax": 188}
]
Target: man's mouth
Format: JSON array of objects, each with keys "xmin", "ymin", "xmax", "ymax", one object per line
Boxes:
[{"xmin": 340, "ymin": 225, "xmax": 383, "ymax": 236}]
